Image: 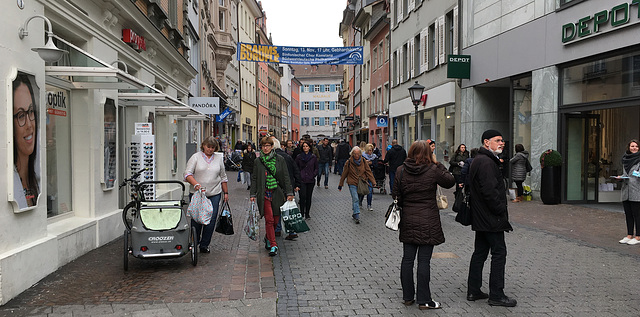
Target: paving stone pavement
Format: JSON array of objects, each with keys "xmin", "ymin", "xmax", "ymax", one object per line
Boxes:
[
  {"xmin": 273, "ymin": 173, "xmax": 640, "ymax": 317},
  {"xmin": 2, "ymin": 170, "xmax": 640, "ymax": 317}
]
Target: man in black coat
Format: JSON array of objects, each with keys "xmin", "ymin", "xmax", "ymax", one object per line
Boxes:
[
  {"xmin": 466, "ymin": 129, "xmax": 516, "ymax": 307},
  {"xmin": 316, "ymin": 138, "xmax": 333, "ymax": 188},
  {"xmin": 383, "ymin": 139, "xmax": 407, "ymax": 193},
  {"xmin": 272, "ymin": 137, "xmax": 302, "ymax": 240},
  {"xmin": 335, "ymin": 139, "xmax": 351, "ymax": 176}
]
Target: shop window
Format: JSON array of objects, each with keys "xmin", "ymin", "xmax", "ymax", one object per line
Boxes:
[
  {"xmin": 562, "ymin": 50, "xmax": 640, "ymax": 105},
  {"xmin": 46, "ymin": 85, "xmax": 72, "ymax": 217},
  {"xmin": 512, "ymin": 76, "xmax": 532, "ymax": 160},
  {"xmin": 103, "ymin": 99, "xmax": 117, "ymax": 189}
]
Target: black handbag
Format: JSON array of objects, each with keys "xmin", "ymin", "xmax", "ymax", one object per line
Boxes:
[
  {"xmin": 215, "ymin": 201, "xmax": 235, "ymax": 235},
  {"xmin": 453, "ymin": 192, "xmax": 471, "ymax": 226}
]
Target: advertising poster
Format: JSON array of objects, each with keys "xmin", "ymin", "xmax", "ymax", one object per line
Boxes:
[{"xmin": 11, "ymin": 71, "xmax": 41, "ymax": 211}]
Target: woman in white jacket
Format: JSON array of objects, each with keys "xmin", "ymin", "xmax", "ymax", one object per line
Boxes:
[{"xmin": 184, "ymin": 136, "xmax": 229, "ymax": 253}]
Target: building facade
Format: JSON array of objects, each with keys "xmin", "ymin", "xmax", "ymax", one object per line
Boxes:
[
  {"xmin": 238, "ymin": 0, "xmax": 261, "ymax": 144},
  {"xmin": 291, "ymin": 77, "xmax": 302, "ymax": 141},
  {"xmin": 460, "ymin": 0, "xmax": 640, "ymax": 204},
  {"xmin": 294, "ymin": 65, "xmax": 344, "ymax": 140},
  {"xmin": 0, "ymin": 0, "xmax": 205, "ymax": 303}
]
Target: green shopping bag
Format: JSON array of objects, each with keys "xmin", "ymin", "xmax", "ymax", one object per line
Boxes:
[{"xmin": 280, "ymin": 200, "xmax": 310, "ymax": 233}]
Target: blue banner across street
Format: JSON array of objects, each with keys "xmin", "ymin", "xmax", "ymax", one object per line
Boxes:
[{"xmin": 237, "ymin": 43, "xmax": 363, "ymax": 65}]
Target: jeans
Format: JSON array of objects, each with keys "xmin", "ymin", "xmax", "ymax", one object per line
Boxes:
[
  {"xmin": 189, "ymin": 193, "xmax": 221, "ymax": 249},
  {"xmin": 401, "ymin": 244, "xmax": 435, "ymax": 304},
  {"xmin": 468, "ymin": 231, "xmax": 507, "ymax": 300},
  {"xmin": 318, "ymin": 162, "xmax": 330, "ymax": 186},
  {"xmin": 337, "ymin": 159, "xmax": 347, "ymax": 175},
  {"xmin": 358, "ymin": 182, "xmax": 373, "ymax": 207},
  {"xmin": 622, "ymin": 200, "xmax": 640, "ymax": 236},
  {"xmin": 299, "ymin": 182, "xmax": 315, "ymax": 217},
  {"xmin": 348, "ymin": 185, "xmax": 360, "ymax": 218},
  {"xmin": 389, "ymin": 169, "xmax": 396, "ymax": 193},
  {"xmin": 243, "ymin": 171, "xmax": 251, "ymax": 187}
]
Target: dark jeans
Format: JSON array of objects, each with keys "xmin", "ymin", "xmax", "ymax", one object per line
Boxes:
[
  {"xmin": 514, "ymin": 180, "xmax": 524, "ymax": 197},
  {"xmin": 318, "ymin": 162, "xmax": 330, "ymax": 186},
  {"xmin": 189, "ymin": 193, "xmax": 221, "ymax": 249},
  {"xmin": 401, "ymin": 243, "xmax": 434, "ymax": 304},
  {"xmin": 468, "ymin": 231, "xmax": 508, "ymax": 300},
  {"xmin": 622, "ymin": 200, "xmax": 640, "ymax": 236},
  {"xmin": 299, "ymin": 182, "xmax": 315, "ymax": 217},
  {"xmin": 337, "ymin": 159, "xmax": 347, "ymax": 175}
]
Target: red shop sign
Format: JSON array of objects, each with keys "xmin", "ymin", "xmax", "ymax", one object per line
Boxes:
[{"xmin": 122, "ymin": 29, "xmax": 146, "ymax": 51}]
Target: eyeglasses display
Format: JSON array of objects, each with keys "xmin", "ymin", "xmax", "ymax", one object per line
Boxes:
[{"xmin": 131, "ymin": 134, "xmax": 156, "ymax": 200}]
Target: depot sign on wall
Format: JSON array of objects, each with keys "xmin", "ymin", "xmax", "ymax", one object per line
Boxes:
[
  {"xmin": 188, "ymin": 97, "xmax": 220, "ymax": 115},
  {"xmin": 562, "ymin": 1, "xmax": 640, "ymax": 44}
]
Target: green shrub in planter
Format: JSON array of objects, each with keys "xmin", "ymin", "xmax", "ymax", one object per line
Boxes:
[{"xmin": 540, "ymin": 149, "xmax": 562, "ymax": 168}]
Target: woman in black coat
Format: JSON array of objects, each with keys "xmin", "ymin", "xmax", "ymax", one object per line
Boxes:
[
  {"xmin": 242, "ymin": 144, "xmax": 257, "ymax": 190},
  {"xmin": 392, "ymin": 140, "xmax": 455, "ymax": 310},
  {"xmin": 295, "ymin": 141, "xmax": 319, "ymax": 219},
  {"xmin": 449, "ymin": 144, "xmax": 469, "ymax": 196}
]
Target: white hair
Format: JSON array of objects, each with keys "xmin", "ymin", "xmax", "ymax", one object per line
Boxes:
[
  {"xmin": 271, "ymin": 136, "xmax": 281, "ymax": 149},
  {"xmin": 350, "ymin": 146, "xmax": 362, "ymax": 156}
]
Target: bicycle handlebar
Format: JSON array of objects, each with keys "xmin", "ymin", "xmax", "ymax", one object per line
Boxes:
[{"xmin": 119, "ymin": 168, "xmax": 148, "ymax": 189}]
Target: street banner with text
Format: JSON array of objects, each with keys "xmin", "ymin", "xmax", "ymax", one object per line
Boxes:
[{"xmin": 237, "ymin": 43, "xmax": 363, "ymax": 65}]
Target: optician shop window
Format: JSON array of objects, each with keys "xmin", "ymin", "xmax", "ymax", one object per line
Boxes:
[{"xmin": 45, "ymin": 85, "xmax": 72, "ymax": 217}]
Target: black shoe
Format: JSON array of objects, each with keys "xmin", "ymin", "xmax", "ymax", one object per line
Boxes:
[
  {"xmin": 247, "ymin": 186, "xmax": 250, "ymax": 190},
  {"xmin": 466, "ymin": 292, "xmax": 489, "ymax": 301},
  {"xmin": 402, "ymin": 300, "xmax": 415, "ymax": 306},
  {"xmin": 285, "ymin": 234, "xmax": 298, "ymax": 240},
  {"xmin": 488, "ymin": 296, "xmax": 517, "ymax": 307},
  {"xmin": 199, "ymin": 247, "xmax": 210, "ymax": 253}
]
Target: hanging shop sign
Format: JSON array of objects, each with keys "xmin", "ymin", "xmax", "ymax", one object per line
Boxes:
[
  {"xmin": 376, "ymin": 116, "xmax": 388, "ymax": 128},
  {"xmin": 188, "ymin": 97, "xmax": 220, "ymax": 115},
  {"xmin": 46, "ymin": 90, "xmax": 68, "ymax": 117},
  {"xmin": 562, "ymin": 1, "xmax": 640, "ymax": 44},
  {"xmin": 122, "ymin": 29, "xmax": 146, "ymax": 51},
  {"xmin": 216, "ymin": 107, "xmax": 232, "ymax": 122},
  {"xmin": 446, "ymin": 55, "xmax": 471, "ymax": 79},
  {"xmin": 237, "ymin": 43, "xmax": 363, "ymax": 65}
]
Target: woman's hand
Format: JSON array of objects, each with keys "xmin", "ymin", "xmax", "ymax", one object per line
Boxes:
[
  {"xmin": 194, "ymin": 183, "xmax": 201, "ymax": 191},
  {"xmin": 287, "ymin": 195, "xmax": 295, "ymax": 201},
  {"xmin": 250, "ymin": 197, "xmax": 256, "ymax": 202},
  {"xmin": 223, "ymin": 193, "xmax": 229, "ymax": 202}
]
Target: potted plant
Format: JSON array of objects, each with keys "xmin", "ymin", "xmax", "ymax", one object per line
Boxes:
[{"xmin": 539, "ymin": 149, "xmax": 562, "ymax": 205}]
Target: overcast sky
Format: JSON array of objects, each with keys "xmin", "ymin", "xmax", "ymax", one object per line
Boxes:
[{"xmin": 258, "ymin": 0, "xmax": 345, "ymax": 47}]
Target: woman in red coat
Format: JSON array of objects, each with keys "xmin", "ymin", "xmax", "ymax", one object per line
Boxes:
[{"xmin": 392, "ymin": 140, "xmax": 455, "ymax": 310}]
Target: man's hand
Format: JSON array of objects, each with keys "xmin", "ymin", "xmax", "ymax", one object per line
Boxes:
[
  {"xmin": 250, "ymin": 197, "xmax": 256, "ymax": 202},
  {"xmin": 287, "ymin": 195, "xmax": 295, "ymax": 201}
]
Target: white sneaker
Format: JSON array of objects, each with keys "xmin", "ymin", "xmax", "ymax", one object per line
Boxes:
[
  {"xmin": 627, "ymin": 238, "xmax": 640, "ymax": 245},
  {"xmin": 368, "ymin": 205, "xmax": 373, "ymax": 211},
  {"xmin": 619, "ymin": 237, "xmax": 632, "ymax": 244}
]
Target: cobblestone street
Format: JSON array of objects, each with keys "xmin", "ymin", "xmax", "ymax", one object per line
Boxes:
[{"xmin": 1, "ymin": 172, "xmax": 639, "ymax": 316}]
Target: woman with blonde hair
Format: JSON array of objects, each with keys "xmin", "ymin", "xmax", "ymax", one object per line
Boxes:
[{"xmin": 184, "ymin": 136, "xmax": 229, "ymax": 253}]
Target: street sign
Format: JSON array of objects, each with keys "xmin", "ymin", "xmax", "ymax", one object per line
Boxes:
[{"xmin": 345, "ymin": 116, "xmax": 354, "ymax": 120}]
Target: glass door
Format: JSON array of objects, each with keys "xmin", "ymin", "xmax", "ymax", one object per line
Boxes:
[{"xmin": 564, "ymin": 113, "xmax": 600, "ymax": 203}]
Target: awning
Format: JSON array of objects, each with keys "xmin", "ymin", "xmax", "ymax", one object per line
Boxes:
[{"xmin": 45, "ymin": 35, "xmax": 204, "ymax": 117}]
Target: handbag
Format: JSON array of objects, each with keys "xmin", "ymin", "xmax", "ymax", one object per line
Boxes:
[
  {"xmin": 243, "ymin": 201, "xmax": 259, "ymax": 240},
  {"xmin": 454, "ymin": 192, "xmax": 472, "ymax": 226},
  {"xmin": 215, "ymin": 201, "xmax": 234, "ymax": 235},
  {"xmin": 187, "ymin": 189, "xmax": 213, "ymax": 225},
  {"xmin": 436, "ymin": 186, "xmax": 448, "ymax": 209},
  {"xmin": 384, "ymin": 200, "xmax": 401, "ymax": 231},
  {"xmin": 357, "ymin": 178, "xmax": 370, "ymax": 196},
  {"xmin": 280, "ymin": 200, "xmax": 310, "ymax": 233},
  {"xmin": 525, "ymin": 159, "xmax": 532, "ymax": 173}
]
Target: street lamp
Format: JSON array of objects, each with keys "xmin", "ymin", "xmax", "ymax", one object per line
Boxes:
[{"xmin": 408, "ymin": 81, "xmax": 425, "ymax": 141}]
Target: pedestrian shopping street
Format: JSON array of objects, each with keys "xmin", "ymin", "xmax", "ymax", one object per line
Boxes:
[{"xmin": 1, "ymin": 174, "xmax": 639, "ymax": 316}]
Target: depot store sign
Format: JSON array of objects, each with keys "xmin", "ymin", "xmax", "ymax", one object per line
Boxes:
[{"xmin": 562, "ymin": 1, "xmax": 640, "ymax": 44}]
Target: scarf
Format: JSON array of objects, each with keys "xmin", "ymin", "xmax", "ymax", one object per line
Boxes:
[
  {"xmin": 362, "ymin": 153, "xmax": 377, "ymax": 161},
  {"xmin": 260, "ymin": 150, "xmax": 278, "ymax": 190},
  {"xmin": 300, "ymin": 152, "xmax": 312, "ymax": 162},
  {"xmin": 353, "ymin": 157, "xmax": 362, "ymax": 166},
  {"xmin": 622, "ymin": 151, "xmax": 640, "ymax": 174}
]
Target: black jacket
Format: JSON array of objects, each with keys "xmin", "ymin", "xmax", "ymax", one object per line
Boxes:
[
  {"xmin": 335, "ymin": 142, "xmax": 351, "ymax": 160},
  {"xmin": 275, "ymin": 148, "xmax": 302, "ymax": 189},
  {"xmin": 242, "ymin": 150, "xmax": 256, "ymax": 173},
  {"xmin": 384, "ymin": 145, "xmax": 407, "ymax": 173},
  {"xmin": 468, "ymin": 147, "xmax": 513, "ymax": 232},
  {"xmin": 316, "ymin": 144, "xmax": 333, "ymax": 164}
]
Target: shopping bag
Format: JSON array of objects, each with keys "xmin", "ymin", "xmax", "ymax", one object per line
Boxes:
[
  {"xmin": 384, "ymin": 200, "xmax": 401, "ymax": 231},
  {"xmin": 187, "ymin": 190, "xmax": 213, "ymax": 225},
  {"xmin": 215, "ymin": 201, "xmax": 234, "ymax": 235},
  {"xmin": 280, "ymin": 200, "xmax": 310, "ymax": 233},
  {"xmin": 507, "ymin": 189, "xmax": 516, "ymax": 201},
  {"xmin": 436, "ymin": 186, "xmax": 448, "ymax": 209},
  {"xmin": 244, "ymin": 202, "xmax": 259, "ymax": 241},
  {"xmin": 454, "ymin": 193, "xmax": 472, "ymax": 226}
]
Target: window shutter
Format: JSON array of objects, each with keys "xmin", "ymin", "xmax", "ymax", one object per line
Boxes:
[
  {"xmin": 433, "ymin": 21, "xmax": 439, "ymax": 66},
  {"xmin": 310, "ymin": 84, "xmax": 314, "ymax": 92},
  {"xmin": 398, "ymin": 0, "xmax": 403, "ymax": 24},
  {"xmin": 320, "ymin": 117, "xmax": 325, "ymax": 126},
  {"xmin": 409, "ymin": 38, "xmax": 415, "ymax": 79},
  {"xmin": 420, "ymin": 27, "xmax": 428, "ymax": 73},
  {"xmin": 390, "ymin": 0, "xmax": 395, "ymax": 28},
  {"xmin": 438, "ymin": 15, "xmax": 445, "ymax": 65},
  {"xmin": 330, "ymin": 101, "xmax": 336, "ymax": 110},
  {"xmin": 330, "ymin": 84, "xmax": 335, "ymax": 92},
  {"xmin": 409, "ymin": 0, "xmax": 415, "ymax": 12},
  {"xmin": 453, "ymin": 5, "xmax": 459, "ymax": 55},
  {"xmin": 320, "ymin": 101, "xmax": 325, "ymax": 110},
  {"xmin": 320, "ymin": 85, "xmax": 325, "ymax": 91},
  {"xmin": 390, "ymin": 52, "xmax": 395, "ymax": 86},
  {"xmin": 399, "ymin": 49, "xmax": 404, "ymax": 83}
]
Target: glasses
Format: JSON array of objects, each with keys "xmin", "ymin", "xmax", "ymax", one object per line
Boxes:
[
  {"xmin": 493, "ymin": 139, "xmax": 505, "ymax": 143},
  {"xmin": 14, "ymin": 107, "xmax": 36, "ymax": 127},
  {"xmin": 262, "ymin": 144, "xmax": 272, "ymax": 147}
]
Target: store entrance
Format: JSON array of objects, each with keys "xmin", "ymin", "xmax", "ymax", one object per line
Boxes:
[{"xmin": 564, "ymin": 114, "xmax": 600, "ymax": 203}]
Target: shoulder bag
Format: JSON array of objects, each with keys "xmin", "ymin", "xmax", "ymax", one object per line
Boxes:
[
  {"xmin": 385, "ymin": 167, "xmax": 404, "ymax": 230},
  {"xmin": 454, "ymin": 192, "xmax": 472, "ymax": 226},
  {"xmin": 436, "ymin": 186, "xmax": 449, "ymax": 209}
]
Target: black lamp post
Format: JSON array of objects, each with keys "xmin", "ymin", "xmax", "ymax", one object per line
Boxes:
[{"xmin": 408, "ymin": 81, "xmax": 425, "ymax": 142}]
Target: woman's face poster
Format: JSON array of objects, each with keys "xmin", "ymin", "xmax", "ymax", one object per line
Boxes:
[{"xmin": 11, "ymin": 71, "xmax": 41, "ymax": 211}]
